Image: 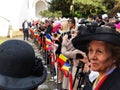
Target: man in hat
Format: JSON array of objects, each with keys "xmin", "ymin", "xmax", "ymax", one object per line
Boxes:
[{"xmin": 0, "ymin": 40, "xmax": 47, "ymax": 90}]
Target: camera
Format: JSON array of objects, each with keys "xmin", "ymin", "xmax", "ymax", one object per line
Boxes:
[{"xmin": 76, "ymin": 53, "xmax": 83, "ymax": 59}]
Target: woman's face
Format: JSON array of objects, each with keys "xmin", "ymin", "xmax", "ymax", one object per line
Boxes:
[
  {"xmin": 68, "ymin": 21, "xmax": 74, "ymax": 28},
  {"xmin": 88, "ymin": 40, "xmax": 115, "ymax": 74}
]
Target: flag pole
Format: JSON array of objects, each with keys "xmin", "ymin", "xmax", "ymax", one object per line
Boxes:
[{"xmin": 69, "ymin": 65, "xmax": 73, "ymax": 90}]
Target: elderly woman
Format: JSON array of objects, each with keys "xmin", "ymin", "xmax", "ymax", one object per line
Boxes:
[{"xmin": 72, "ymin": 27, "xmax": 120, "ymax": 90}]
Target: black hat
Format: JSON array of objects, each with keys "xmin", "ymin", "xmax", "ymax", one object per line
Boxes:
[
  {"xmin": 78, "ymin": 25, "xmax": 88, "ymax": 33},
  {"xmin": 73, "ymin": 26, "xmax": 91, "ymax": 53},
  {"xmin": 79, "ymin": 18, "xmax": 89, "ymax": 24},
  {"xmin": 0, "ymin": 40, "xmax": 47, "ymax": 90},
  {"xmin": 72, "ymin": 27, "xmax": 120, "ymax": 50}
]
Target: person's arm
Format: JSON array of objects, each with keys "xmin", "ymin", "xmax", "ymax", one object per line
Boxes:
[
  {"xmin": 61, "ymin": 35, "xmax": 75, "ymax": 59},
  {"xmin": 75, "ymin": 50, "xmax": 90, "ymax": 73}
]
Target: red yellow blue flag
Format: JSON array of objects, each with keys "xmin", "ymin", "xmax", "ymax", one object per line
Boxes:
[
  {"xmin": 61, "ymin": 62, "xmax": 70, "ymax": 77},
  {"xmin": 58, "ymin": 54, "xmax": 68, "ymax": 65}
]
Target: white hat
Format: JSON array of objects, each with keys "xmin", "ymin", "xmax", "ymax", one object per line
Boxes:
[{"xmin": 102, "ymin": 14, "xmax": 108, "ymax": 19}]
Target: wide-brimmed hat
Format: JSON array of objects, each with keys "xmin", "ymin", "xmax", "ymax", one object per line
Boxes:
[
  {"xmin": 72, "ymin": 25, "xmax": 91, "ymax": 52},
  {"xmin": 0, "ymin": 40, "xmax": 47, "ymax": 90},
  {"xmin": 72, "ymin": 27, "xmax": 120, "ymax": 50}
]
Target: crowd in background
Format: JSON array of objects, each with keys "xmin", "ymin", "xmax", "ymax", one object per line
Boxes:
[{"xmin": 22, "ymin": 12, "xmax": 120, "ymax": 90}]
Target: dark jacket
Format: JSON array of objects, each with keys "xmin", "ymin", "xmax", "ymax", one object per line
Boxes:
[
  {"xmin": 45, "ymin": 25, "xmax": 53, "ymax": 35},
  {"xmin": 84, "ymin": 68, "xmax": 120, "ymax": 90},
  {"xmin": 99, "ymin": 68, "xmax": 120, "ymax": 90}
]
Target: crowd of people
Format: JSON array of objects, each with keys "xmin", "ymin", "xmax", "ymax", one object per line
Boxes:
[
  {"xmin": 1, "ymin": 13, "xmax": 120, "ymax": 90},
  {"xmin": 21, "ymin": 13, "xmax": 120, "ymax": 90}
]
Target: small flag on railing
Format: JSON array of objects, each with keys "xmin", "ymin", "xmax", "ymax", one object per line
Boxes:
[
  {"xmin": 45, "ymin": 45, "xmax": 53, "ymax": 51},
  {"xmin": 58, "ymin": 54, "xmax": 68, "ymax": 66},
  {"xmin": 45, "ymin": 34, "xmax": 53, "ymax": 45},
  {"xmin": 61, "ymin": 62, "xmax": 70, "ymax": 77}
]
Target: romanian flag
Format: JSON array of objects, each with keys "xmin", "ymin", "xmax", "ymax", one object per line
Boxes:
[
  {"xmin": 45, "ymin": 34, "xmax": 53, "ymax": 45},
  {"xmin": 45, "ymin": 38, "xmax": 53, "ymax": 45},
  {"xmin": 57, "ymin": 30, "xmax": 61, "ymax": 38},
  {"xmin": 46, "ymin": 34, "xmax": 52, "ymax": 40},
  {"xmin": 57, "ymin": 30, "xmax": 61, "ymax": 34},
  {"xmin": 61, "ymin": 62, "xmax": 70, "ymax": 77},
  {"xmin": 45, "ymin": 45, "xmax": 53, "ymax": 51},
  {"xmin": 58, "ymin": 54, "xmax": 68, "ymax": 66}
]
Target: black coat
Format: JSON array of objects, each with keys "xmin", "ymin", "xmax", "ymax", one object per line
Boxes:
[
  {"xmin": 99, "ymin": 68, "xmax": 120, "ymax": 90},
  {"xmin": 84, "ymin": 68, "xmax": 120, "ymax": 90},
  {"xmin": 45, "ymin": 25, "xmax": 53, "ymax": 35}
]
